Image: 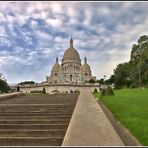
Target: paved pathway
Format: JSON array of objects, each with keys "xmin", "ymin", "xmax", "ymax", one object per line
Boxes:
[{"xmin": 62, "ymin": 89, "xmax": 124, "ymax": 146}]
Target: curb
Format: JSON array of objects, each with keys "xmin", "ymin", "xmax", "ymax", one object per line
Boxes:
[{"xmin": 0, "ymin": 92, "xmax": 24, "ymax": 101}]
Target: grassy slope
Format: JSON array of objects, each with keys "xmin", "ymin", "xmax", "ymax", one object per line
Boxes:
[{"xmin": 94, "ymin": 89, "xmax": 148, "ymax": 146}]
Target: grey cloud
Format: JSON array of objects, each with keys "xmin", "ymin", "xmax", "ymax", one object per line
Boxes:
[{"xmin": 0, "ymin": 2, "xmax": 148, "ymax": 83}]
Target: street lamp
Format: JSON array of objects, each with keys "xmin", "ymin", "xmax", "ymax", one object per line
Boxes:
[
  {"xmin": 103, "ymin": 75, "xmax": 106, "ymax": 88},
  {"xmin": 135, "ymin": 50, "xmax": 142, "ymax": 88}
]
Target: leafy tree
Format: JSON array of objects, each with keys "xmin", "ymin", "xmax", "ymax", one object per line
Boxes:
[
  {"xmin": 0, "ymin": 78, "xmax": 10, "ymax": 93},
  {"xmin": 113, "ymin": 35, "xmax": 148, "ymax": 89},
  {"xmin": 98, "ymin": 78, "xmax": 104, "ymax": 85},
  {"xmin": 105, "ymin": 75, "xmax": 115, "ymax": 85},
  {"xmin": 131, "ymin": 35, "xmax": 148, "ymax": 62},
  {"xmin": 18, "ymin": 81, "xmax": 35, "ymax": 85},
  {"xmin": 42, "ymin": 87, "xmax": 46, "ymax": 94},
  {"xmin": 96, "ymin": 79, "xmax": 99, "ymax": 83},
  {"xmin": 137, "ymin": 35, "xmax": 148, "ymax": 44},
  {"xmin": 88, "ymin": 79, "xmax": 96, "ymax": 83},
  {"xmin": 94, "ymin": 88, "xmax": 98, "ymax": 93},
  {"xmin": 114, "ymin": 62, "xmax": 133, "ymax": 89}
]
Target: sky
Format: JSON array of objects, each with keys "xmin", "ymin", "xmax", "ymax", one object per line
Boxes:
[{"xmin": 0, "ymin": 1, "xmax": 148, "ymax": 84}]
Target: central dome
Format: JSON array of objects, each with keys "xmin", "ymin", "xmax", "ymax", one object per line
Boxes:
[{"xmin": 62, "ymin": 38, "xmax": 81, "ymax": 65}]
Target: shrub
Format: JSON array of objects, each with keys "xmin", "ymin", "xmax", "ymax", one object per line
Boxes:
[
  {"xmin": 94, "ymin": 88, "xmax": 98, "ymax": 93},
  {"xmin": 42, "ymin": 87, "xmax": 46, "ymax": 94},
  {"xmin": 70, "ymin": 90, "xmax": 73, "ymax": 93},
  {"xmin": 105, "ymin": 86, "xmax": 114, "ymax": 96},
  {"xmin": 88, "ymin": 79, "xmax": 96, "ymax": 83},
  {"xmin": 101, "ymin": 86, "xmax": 115, "ymax": 96},
  {"xmin": 0, "ymin": 79, "xmax": 10, "ymax": 93},
  {"xmin": 101, "ymin": 89, "xmax": 106, "ymax": 96}
]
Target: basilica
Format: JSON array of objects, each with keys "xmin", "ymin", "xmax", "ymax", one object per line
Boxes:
[{"xmin": 46, "ymin": 38, "xmax": 96, "ymax": 85}]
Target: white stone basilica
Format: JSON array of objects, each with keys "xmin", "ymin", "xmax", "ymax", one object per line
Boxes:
[{"xmin": 46, "ymin": 38, "xmax": 96, "ymax": 85}]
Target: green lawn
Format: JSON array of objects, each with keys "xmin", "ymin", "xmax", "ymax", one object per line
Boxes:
[{"xmin": 94, "ymin": 88, "xmax": 148, "ymax": 146}]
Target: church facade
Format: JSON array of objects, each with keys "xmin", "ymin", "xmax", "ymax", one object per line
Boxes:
[{"xmin": 46, "ymin": 38, "xmax": 96, "ymax": 85}]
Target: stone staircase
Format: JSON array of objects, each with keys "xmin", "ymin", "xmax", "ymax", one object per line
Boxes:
[{"xmin": 0, "ymin": 93, "xmax": 79, "ymax": 146}]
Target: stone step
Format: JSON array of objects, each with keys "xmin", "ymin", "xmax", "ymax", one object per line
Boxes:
[
  {"xmin": 0, "ymin": 115, "xmax": 72, "ymax": 120},
  {"xmin": 2, "ymin": 97, "xmax": 77, "ymax": 100},
  {"xmin": 0, "ymin": 124, "xmax": 68, "ymax": 130},
  {"xmin": 0, "ymin": 137, "xmax": 63, "ymax": 146},
  {"xmin": 0, "ymin": 119, "xmax": 70, "ymax": 124},
  {"xmin": 0, "ymin": 101, "xmax": 77, "ymax": 104},
  {"xmin": 0, "ymin": 112, "xmax": 72, "ymax": 116},
  {"xmin": 0, "ymin": 110, "xmax": 74, "ymax": 114},
  {"xmin": 1, "ymin": 100, "xmax": 77, "ymax": 104},
  {"xmin": 0, "ymin": 105, "xmax": 76, "ymax": 109},
  {"xmin": 0, "ymin": 130, "xmax": 66, "ymax": 137},
  {"xmin": 0, "ymin": 93, "xmax": 79, "ymax": 146},
  {"xmin": 0, "ymin": 105, "xmax": 75, "ymax": 112},
  {"xmin": 0, "ymin": 109, "xmax": 74, "ymax": 112},
  {"xmin": 0, "ymin": 109, "xmax": 74, "ymax": 113},
  {"xmin": 0, "ymin": 104, "xmax": 75, "ymax": 106}
]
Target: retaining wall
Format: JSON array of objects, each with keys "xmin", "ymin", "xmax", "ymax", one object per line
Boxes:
[{"xmin": 0, "ymin": 92, "xmax": 24, "ymax": 101}]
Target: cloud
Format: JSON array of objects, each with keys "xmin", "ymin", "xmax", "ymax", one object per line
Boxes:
[
  {"xmin": 0, "ymin": 26, "xmax": 6, "ymax": 36},
  {"xmin": 0, "ymin": 1, "xmax": 148, "ymax": 83}
]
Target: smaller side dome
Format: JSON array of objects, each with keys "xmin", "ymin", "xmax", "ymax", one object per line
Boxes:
[
  {"xmin": 82, "ymin": 56, "xmax": 91, "ymax": 72},
  {"xmin": 52, "ymin": 57, "xmax": 60, "ymax": 72}
]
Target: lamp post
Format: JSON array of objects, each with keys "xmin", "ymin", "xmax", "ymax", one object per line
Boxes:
[
  {"xmin": 104, "ymin": 75, "xmax": 106, "ymax": 88},
  {"xmin": 135, "ymin": 51, "xmax": 142, "ymax": 88}
]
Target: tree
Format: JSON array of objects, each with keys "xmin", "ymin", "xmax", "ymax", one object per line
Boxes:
[
  {"xmin": 105, "ymin": 75, "xmax": 115, "ymax": 85},
  {"xmin": 94, "ymin": 88, "xmax": 98, "ymax": 93},
  {"xmin": 98, "ymin": 78, "xmax": 104, "ymax": 85},
  {"xmin": 42, "ymin": 87, "xmax": 46, "ymax": 94},
  {"xmin": 17, "ymin": 86, "xmax": 20, "ymax": 92},
  {"xmin": 130, "ymin": 35, "xmax": 148, "ymax": 88},
  {"xmin": 88, "ymin": 79, "xmax": 96, "ymax": 83},
  {"xmin": 0, "ymin": 79, "xmax": 10, "ymax": 93},
  {"xmin": 131, "ymin": 35, "xmax": 148, "ymax": 65},
  {"xmin": 18, "ymin": 81, "xmax": 35, "ymax": 85},
  {"xmin": 114, "ymin": 62, "xmax": 134, "ymax": 89},
  {"xmin": 113, "ymin": 35, "xmax": 148, "ymax": 89},
  {"xmin": 96, "ymin": 79, "xmax": 99, "ymax": 83}
]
